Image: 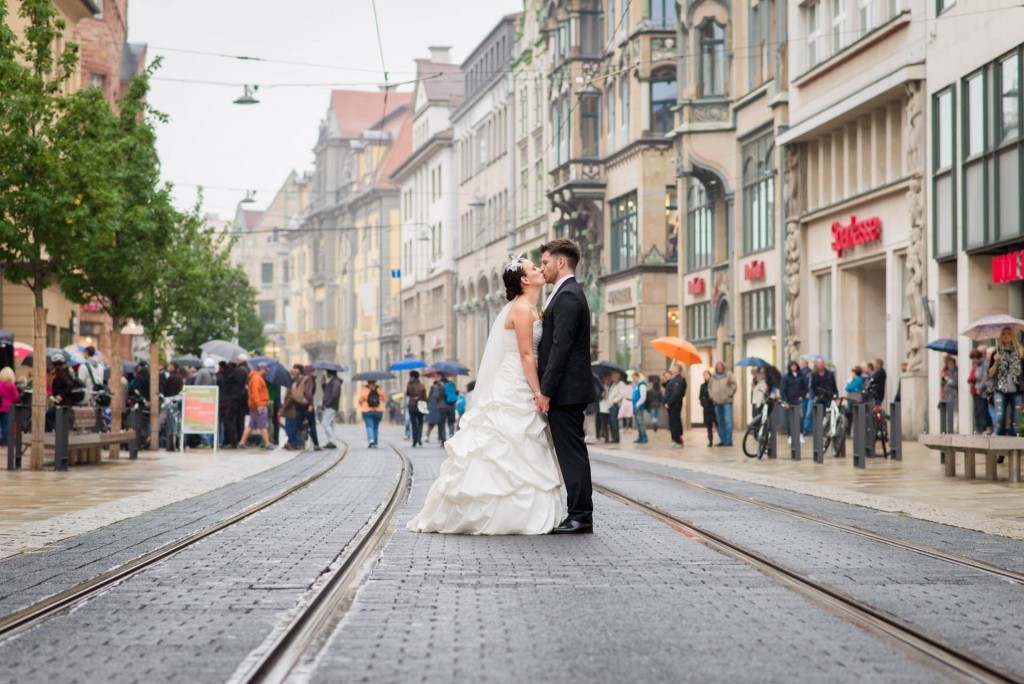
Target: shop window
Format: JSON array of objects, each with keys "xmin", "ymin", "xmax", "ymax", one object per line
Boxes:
[
  {"xmin": 686, "ymin": 302, "xmax": 713, "ymax": 343},
  {"xmin": 687, "ymin": 177, "xmax": 714, "ymax": 271},
  {"xmin": 609, "ymin": 310, "xmax": 636, "ymax": 369},
  {"xmin": 698, "ymin": 19, "xmax": 726, "ymax": 98},
  {"xmin": 741, "ymin": 287, "xmax": 775, "ymax": 336},
  {"xmin": 667, "ymin": 305, "xmax": 680, "ymax": 336},
  {"xmin": 581, "ymin": 92, "xmax": 601, "ymax": 158},
  {"xmin": 580, "ymin": 0, "xmax": 602, "ymax": 57},
  {"xmin": 933, "ymin": 88, "xmax": 956, "ymax": 258},
  {"xmin": 649, "ymin": 0, "xmax": 677, "ymax": 30},
  {"xmin": 610, "ymin": 192, "xmax": 639, "ymax": 272},
  {"xmin": 650, "ymin": 68, "xmax": 677, "ymax": 135},
  {"xmin": 817, "ymin": 273, "xmax": 832, "ymax": 360},
  {"xmin": 742, "ymin": 132, "xmax": 776, "ymax": 254},
  {"xmin": 665, "ymin": 187, "xmax": 679, "ymax": 263}
]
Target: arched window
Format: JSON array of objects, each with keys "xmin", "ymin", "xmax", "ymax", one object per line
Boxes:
[
  {"xmin": 649, "ymin": 68, "xmax": 677, "ymax": 135},
  {"xmin": 698, "ymin": 19, "xmax": 726, "ymax": 97}
]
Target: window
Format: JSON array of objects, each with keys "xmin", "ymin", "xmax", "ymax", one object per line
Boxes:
[
  {"xmin": 259, "ymin": 301, "xmax": 275, "ymax": 323},
  {"xmin": 933, "ymin": 88, "xmax": 956, "ymax": 258},
  {"xmin": 552, "ymin": 99, "xmax": 571, "ymax": 166},
  {"xmin": 90, "ymin": 73, "xmax": 105, "ymax": 90},
  {"xmin": 620, "ymin": 76, "xmax": 630, "ymax": 145},
  {"xmin": 520, "ymin": 167, "xmax": 529, "ymax": 221},
  {"xmin": 610, "ymin": 192, "xmax": 638, "ymax": 272},
  {"xmin": 581, "ymin": 0, "xmax": 602, "ymax": 56},
  {"xmin": 742, "ymin": 132, "xmax": 776, "ymax": 253},
  {"xmin": 607, "ymin": 79, "xmax": 617, "ymax": 153},
  {"xmin": 817, "ymin": 273, "xmax": 832, "ymax": 359},
  {"xmin": 649, "ymin": 0, "xmax": 677, "ymax": 29},
  {"xmin": 805, "ymin": 1, "xmax": 822, "ymax": 69},
  {"xmin": 518, "ymin": 86, "xmax": 528, "ymax": 138},
  {"xmin": 687, "ymin": 177, "xmax": 714, "ymax": 271},
  {"xmin": 937, "ymin": 0, "xmax": 955, "ymax": 13},
  {"xmin": 555, "ymin": 21, "xmax": 569, "ymax": 65},
  {"xmin": 858, "ymin": 0, "xmax": 874, "ymax": 36},
  {"xmin": 665, "ymin": 187, "xmax": 679, "ymax": 263},
  {"xmin": 534, "ymin": 159, "xmax": 544, "ymax": 215},
  {"xmin": 699, "ymin": 19, "xmax": 726, "ymax": 97},
  {"xmin": 686, "ymin": 302, "xmax": 713, "ymax": 342},
  {"xmin": 999, "ymin": 53, "xmax": 1020, "ymax": 143},
  {"xmin": 749, "ymin": 1, "xmax": 775, "ymax": 89},
  {"xmin": 432, "ymin": 222, "xmax": 442, "ymax": 261},
  {"xmin": 261, "ymin": 262, "xmax": 273, "ymax": 287},
  {"xmin": 607, "ymin": 0, "xmax": 616, "ymax": 44},
  {"xmin": 831, "ymin": 0, "xmax": 847, "ymax": 55},
  {"xmin": 609, "ymin": 311, "xmax": 636, "ymax": 369},
  {"xmin": 477, "ymin": 126, "xmax": 488, "ymax": 170},
  {"xmin": 533, "ymin": 77, "xmax": 543, "ymax": 127},
  {"xmin": 581, "ymin": 93, "xmax": 601, "ymax": 158},
  {"xmin": 650, "ymin": 69, "xmax": 677, "ymax": 135},
  {"xmin": 742, "ymin": 287, "xmax": 775, "ymax": 335}
]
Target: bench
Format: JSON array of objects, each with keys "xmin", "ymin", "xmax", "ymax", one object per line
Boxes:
[
  {"xmin": 45, "ymin": 406, "xmax": 136, "ymax": 468},
  {"xmin": 919, "ymin": 434, "xmax": 1023, "ymax": 483}
]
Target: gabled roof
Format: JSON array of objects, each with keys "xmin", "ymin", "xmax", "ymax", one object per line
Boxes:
[
  {"xmin": 242, "ymin": 209, "xmax": 263, "ymax": 231},
  {"xmin": 330, "ymin": 90, "xmax": 414, "ymax": 140},
  {"xmin": 419, "ymin": 61, "xmax": 464, "ymax": 107},
  {"xmin": 370, "ymin": 109, "xmax": 412, "ymax": 191}
]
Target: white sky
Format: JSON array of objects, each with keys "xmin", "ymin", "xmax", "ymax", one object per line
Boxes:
[{"xmin": 127, "ymin": 0, "xmax": 521, "ymax": 219}]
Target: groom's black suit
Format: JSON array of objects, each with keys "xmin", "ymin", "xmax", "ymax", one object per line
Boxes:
[{"xmin": 538, "ymin": 276, "xmax": 596, "ymax": 523}]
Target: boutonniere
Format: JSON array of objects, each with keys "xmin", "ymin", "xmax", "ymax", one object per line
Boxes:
[{"xmin": 539, "ymin": 308, "xmax": 547, "ymax": 321}]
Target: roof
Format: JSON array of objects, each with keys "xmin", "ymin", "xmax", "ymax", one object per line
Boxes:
[
  {"xmin": 372, "ymin": 110, "xmax": 412, "ymax": 191},
  {"xmin": 120, "ymin": 43, "xmax": 147, "ymax": 81},
  {"xmin": 420, "ymin": 61, "xmax": 464, "ymax": 107},
  {"xmin": 330, "ymin": 90, "xmax": 414, "ymax": 140},
  {"xmin": 242, "ymin": 210, "xmax": 263, "ymax": 230}
]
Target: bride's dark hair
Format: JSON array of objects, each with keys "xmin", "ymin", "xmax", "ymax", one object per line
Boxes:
[{"xmin": 503, "ymin": 260, "xmax": 526, "ymax": 301}]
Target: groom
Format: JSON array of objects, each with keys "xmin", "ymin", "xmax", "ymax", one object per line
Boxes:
[{"xmin": 537, "ymin": 238, "xmax": 597, "ymax": 534}]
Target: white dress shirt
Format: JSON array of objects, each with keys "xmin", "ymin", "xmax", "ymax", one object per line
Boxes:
[{"xmin": 544, "ymin": 274, "xmax": 575, "ymax": 309}]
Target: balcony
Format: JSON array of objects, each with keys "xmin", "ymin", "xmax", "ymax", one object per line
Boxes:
[
  {"xmin": 675, "ymin": 99, "xmax": 733, "ymax": 134},
  {"xmin": 549, "ymin": 159, "xmax": 606, "ymax": 201},
  {"xmin": 300, "ymin": 328, "xmax": 337, "ymax": 351}
]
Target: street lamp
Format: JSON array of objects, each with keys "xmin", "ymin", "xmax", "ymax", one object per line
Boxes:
[{"xmin": 234, "ymin": 85, "xmax": 260, "ymax": 105}]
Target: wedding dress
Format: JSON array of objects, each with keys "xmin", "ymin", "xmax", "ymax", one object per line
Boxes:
[{"xmin": 406, "ymin": 308, "xmax": 563, "ymax": 535}]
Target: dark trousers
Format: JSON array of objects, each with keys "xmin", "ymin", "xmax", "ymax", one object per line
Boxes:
[
  {"xmin": 548, "ymin": 403, "xmax": 592, "ymax": 523},
  {"xmin": 973, "ymin": 394, "xmax": 993, "ymax": 433},
  {"xmin": 439, "ymin": 407, "xmax": 456, "ymax": 442},
  {"xmin": 298, "ymin": 406, "xmax": 319, "ymax": 446},
  {"xmin": 608, "ymin": 404, "xmax": 620, "ymax": 441},
  {"xmin": 668, "ymin": 402, "xmax": 683, "ymax": 445},
  {"xmin": 225, "ymin": 402, "xmax": 244, "ymax": 447},
  {"xmin": 410, "ymin": 411, "xmax": 424, "ymax": 445}
]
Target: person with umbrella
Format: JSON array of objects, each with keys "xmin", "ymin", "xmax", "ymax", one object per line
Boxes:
[
  {"xmin": 405, "ymin": 370, "xmax": 427, "ymax": 447},
  {"xmin": 663, "ymin": 362, "xmax": 688, "ymax": 447},
  {"xmin": 320, "ymin": 369, "xmax": 342, "ymax": 449},
  {"xmin": 988, "ymin": 327, "xmax": 1024, "ymax": 436},
  {"xmin": 238, "ymin": 363, "xmax": 274, "ymax": 450},
  {"xmin": 358, "ymin": 377, "xmax": 384, "ymax": 448},
  {"xmin": 968, "ymin": 347, "xmax": 994, "ymax": 434}
]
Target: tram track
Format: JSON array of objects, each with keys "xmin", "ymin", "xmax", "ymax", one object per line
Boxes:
[
  {"xmin": 232, "ymin": 444, "xmax": 411, "ymax": 684},
  {"xmin": 592, "ymin": 455, "xmax": 1024, "ymax": 586},
  {"xmin": 0, "ymin": 445, "xmax": 352, "ymax": 642}
]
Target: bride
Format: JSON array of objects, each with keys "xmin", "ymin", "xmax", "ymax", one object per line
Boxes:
[{"xmin": 406, "ymin": 256, "xmax": 563, "ymax": 535}]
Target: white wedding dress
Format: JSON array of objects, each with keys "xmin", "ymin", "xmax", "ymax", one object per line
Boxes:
[{"xmin": 406, "ymin": 316, "xmax": 563, "ymax": 535}]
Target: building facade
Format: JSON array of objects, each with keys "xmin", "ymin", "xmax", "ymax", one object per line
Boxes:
[
  {"xmin": 393, "ymin": 48, "xmax": 463, "ymax": 365},
  {"xmin": 452, "ymin": 15, "xmax": 519, "ymax": 374}
]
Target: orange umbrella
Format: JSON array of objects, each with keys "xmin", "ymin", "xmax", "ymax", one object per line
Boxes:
[{"xmin": 652, "ymin": 337, "xmax": 702, "ymax": 366}]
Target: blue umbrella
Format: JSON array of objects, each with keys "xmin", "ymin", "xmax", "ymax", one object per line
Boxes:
[
  {"xmin": 389, "ymin": 357, "xmax": 428, "ymax": 371},
  {"xmin": 247, "ymin": 357, "xmax": 292, "ymax": 387},
  {"xmin": 926, "ymin": 338, "xmax": 958, "ymax": 354},
  {"xmin": 428, "ymin": 360, "xmax": 470, "ymax": 376},
  {"xmin": 735, "ymin": 356, "xmax": 771, "ymax": 368}
]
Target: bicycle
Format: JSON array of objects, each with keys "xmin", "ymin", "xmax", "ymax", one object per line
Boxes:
[
  {"xmin": 820, "ymin": 395, "xmax": 848, "ymax": 457},
  {"xmin": 743, "ymin": 396, "xmax": 778, "ymax": 460},
  {"xmin": 871, "ymin": 403, "xmax": 890, "ymax": 458},
  {"xmin": 159, "ymin": 394, "xmax": 183, "ymax": 451}
]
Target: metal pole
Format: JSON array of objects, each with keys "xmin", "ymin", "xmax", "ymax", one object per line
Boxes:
[
  {"xmin": 865, "ymin": 400, "xmax": 877, "ymax": 456},
  {"xmin": 853, "ymin": 403, "xmax": 866, "ymax": 469},
  {"xmin": 767, "ymin": 405, "xmax": 779, "ymax": 459},
  {"xmin": 938, "ymin": 403, "xmax": 948, "ymax": 435},
  {"xmin": 6, "ymin": 405, "xmax": 16, "ymax": 470},
  {"xmin": 55, "ymin": 406, "xmax": 69, "ymax": 471},
  {"xmin": 129, "ymin": 408, "xmax": 139, "ymax": 460},
  {"xmin": 789, "ymin": 405, "xmax": 801, "ymax": 461},
  {"xmin": 813, "ymin": 403, "xmax": 824, "ymax": 463},
  {"xmin": 890, "ymin": 401, "xmax": 902, "ymax": 461}
]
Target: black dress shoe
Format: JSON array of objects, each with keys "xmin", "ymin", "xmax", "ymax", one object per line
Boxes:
[{"xmin": 551, "ymin": 519, "xmax": 593, "ymax": 534}]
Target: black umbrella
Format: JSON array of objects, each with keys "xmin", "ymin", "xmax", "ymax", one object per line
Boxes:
[
  {"xmin": 172, "ymin": 354, "xmax": 202, "ymax": 369},
  {"xmin": 351, "ymin": 370, "xmax": 395, "ymax": 382},
  {"xmin": 591, "ymin": 360, "xmax": 627, "ymax": 380},
  {"xmin": 23, "ymin": 348, "xmax": 69, "ymax": 368},
  {"xmin": 312, "ymin": 360, "xmax": 345, "ymax": 373}
]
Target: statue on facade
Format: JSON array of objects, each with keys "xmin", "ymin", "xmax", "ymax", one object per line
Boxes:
[
  {"xmin": 783, "ymin": 146, "xmax": 802, "ymax": 362},
  {"xmin": 904, "ymin": 81, "xmax": 927, "ymax": 375}
]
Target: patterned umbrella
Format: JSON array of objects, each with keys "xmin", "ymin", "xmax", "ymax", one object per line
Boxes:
[{"xmin": 960, "ymin": 314, "xmax": 1024, "ymax": 340}]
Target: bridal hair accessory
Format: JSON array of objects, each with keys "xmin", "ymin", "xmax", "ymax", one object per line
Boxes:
[{"xmin": 503, "ymin": 253, "xmax": 525, "ymax": 273}]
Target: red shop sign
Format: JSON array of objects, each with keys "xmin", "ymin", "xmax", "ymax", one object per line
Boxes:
[
  {"xmin": 831, "ymin": 216, "xmax": 882, "ymax": 257},
  {"xmin": 992, "ymin": 250, "xmax": 1024, "ymax": 284},
  {"xmin": 743, "ymin": 260, "xmax": 765, "ymax": 281},
  {"xmin": 687, "ymin": 277, "xmax": 706, "ymax": 295}
]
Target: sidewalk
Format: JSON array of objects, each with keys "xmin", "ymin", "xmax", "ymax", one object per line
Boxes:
[
  {"xmin": 585, "ymin": 422, "xmax": 1024, "ymax": 540},
  {"xmin": 0, "ymin": 447, "xmax": 295, "ymax": 559}
]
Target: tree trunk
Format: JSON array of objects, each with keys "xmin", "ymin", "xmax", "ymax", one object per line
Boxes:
[
  {"xmin": 108, "ymin": 319, "xmax": 122, "ymax": 459},
  {"xmin": 149, "ymin": 340, "xmax": 159, "ymax": 449},
  {"xmin": 30, "ymin": 294, "xmax": 46, "ymax": 470}
]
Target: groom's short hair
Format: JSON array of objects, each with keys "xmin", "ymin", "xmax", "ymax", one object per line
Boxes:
[{"xmin": 541, "ymin": 238, "xmax": 581, "ymax": 270}]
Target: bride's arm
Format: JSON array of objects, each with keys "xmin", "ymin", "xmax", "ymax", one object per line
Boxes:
[{"xmin": 510, "ymin": 302, "xmax": 542, "ymax": 399}]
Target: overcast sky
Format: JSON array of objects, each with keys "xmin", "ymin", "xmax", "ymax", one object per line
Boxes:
[{"xmin": 127, "ymin": 0, "xmax": 520, "ymax": 220}]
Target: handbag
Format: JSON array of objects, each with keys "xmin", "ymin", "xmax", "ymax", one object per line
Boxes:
[{"xmin": 417, "ymin": 400, "xmax": 428, "ymax": 415}]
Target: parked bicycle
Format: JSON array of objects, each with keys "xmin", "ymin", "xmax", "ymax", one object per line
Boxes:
[
  {"xmin": 743, "ymin": 396, "xmax": 779, "ymax": 460},
  {"xmin": 158, "ymin": 394, "xmax": 182, "ymax": 451},
  {"xmin": 819, "ymin": 394, "xmax": 848, "ymax": 457},
  {"xmin": 871, "ymin": 403, "xmax": 890, "ymax": 458}
]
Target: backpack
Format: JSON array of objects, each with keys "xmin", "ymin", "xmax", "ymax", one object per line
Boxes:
[
  {"xmin": 444, "ymin": 381, "xmax": 457, "ymax": 405},
  {"xmin": 367, "ymin": 386, "xmax": 381, "ymax": 408},
  {"xmin": 70, "ymin": 375, "xmax": 87, "ymax": 405}
]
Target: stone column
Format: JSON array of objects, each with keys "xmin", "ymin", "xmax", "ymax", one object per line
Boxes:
[{"xmin": 902, "ymin": 81, "xmax": 928, "ymax": 438}]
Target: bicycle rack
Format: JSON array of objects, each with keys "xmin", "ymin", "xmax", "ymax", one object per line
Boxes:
[{"xmin": 852, "ymin": 403, "xmax": 867, "ymax": 469}]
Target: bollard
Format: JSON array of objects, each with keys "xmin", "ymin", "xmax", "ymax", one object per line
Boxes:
[
  {"xmin": 129, "ymin": 408, "xmax": 139, "ymax": 460},
  {"xmin": 890, "ymin": 401, "xmax": 902, "ymax": 461},
  {"xmin": 938, "ymin": 404, "xmax": 948, "ymax": 435},
  {"xmin": 865, "ymin": 401, "xmax": 877, "ymax": 456},
  {"xmin": 852, "ymin": 403, "xmax": 866, "ymax": 469},
  {"xmin": 6, "ymin": 405, "xmax": 17, "ymax": 470},
  {"xmin": 767, "ymin": 406, "xmax": 779, "ymax": 459},
  {"xmin": 54, "ymin": 406, "xmax": 70, "ymax": 471},
  {"xmin": 813, "ymin": 403, "xmax": 824, "ymax": 463},
  {"xmin": 789, "ymin": 406, "xmax": 802, "ymax": 461}
]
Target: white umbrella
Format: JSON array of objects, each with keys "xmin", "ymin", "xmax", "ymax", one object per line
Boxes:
[{"xmin": 200, "ymin": 339, "xmax": 248, "ymax": 362}]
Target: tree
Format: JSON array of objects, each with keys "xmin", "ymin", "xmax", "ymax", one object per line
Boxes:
[{"xmin": 0, "ymin": 1, "xmax": 117, "ymax": 468}]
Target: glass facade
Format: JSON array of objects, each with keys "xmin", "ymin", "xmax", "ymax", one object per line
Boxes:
[
  {"xmin": 609, "ymin": 310, "xmax": 636, "ymax": 369},
  {"xmin": 741, "ymin": 287, "xmax": 775, "ymax": 336}
]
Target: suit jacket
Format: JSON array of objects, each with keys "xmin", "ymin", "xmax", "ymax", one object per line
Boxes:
[{"xmin": 538, "ymin": 277, "xmax": 596, "ymax": 406}]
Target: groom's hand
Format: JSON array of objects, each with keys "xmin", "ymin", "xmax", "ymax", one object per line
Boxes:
[{"xmin": 536, "ymin": 394, "xmax": 550, "ymax": 413}]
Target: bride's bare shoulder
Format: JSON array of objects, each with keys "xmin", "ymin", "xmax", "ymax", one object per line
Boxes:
[{"xmin": 506, "ymin": 299, "xmax": 535, "ymax": 328}]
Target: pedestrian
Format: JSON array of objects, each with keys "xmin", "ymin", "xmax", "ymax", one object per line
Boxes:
[
  {"xmin": 462, "ymin": 380, "xmax": 476, "ymax": 416},
  {"xmin": 810, "ymin": 358, "xmax": 838, "ymax": 407},
  {"xmin": 646, "ymin": 375, "xmax": 663, "ymax": 432},
  {"xmin": 845, "ymin": 366, "xmax": 865, "ymax": 396},
  {"xmin": 989, "ymin": 327, "xmax": 1024, "ymax": 436},
  {"xmin": 941, "ymin": 355, "xmax": 959, "ymax": 432},
  {"xmin": 799, "ymin": 359, "xmax": 814, "ymax": 435},
  {"xmin": 425, "ymin": 377, "xmax": 442, "ymax": 443},
  {"xmin": 194, "ymin": 358, "xmax": 217, "ymax": 386},
  {"xmin": 406, "ymin": 370, "xmax": 427, "ymax": 447},
  {"xmin": 709, "ymin": 361, "xmax": 737, "ymax": 446},
  {"xmin": 295, "ymin": 365, "xmax": 321, "ymax": 451},
  {"xmin": 751, "ymin": 368, "xmax": 769, "ymax": 417},
  {"xmin": 163, "ymin": 363, "xmax": 184, "ymax": 398},
  {"xmin": 597, "ymin": 377, "xmax": 611, "ymax": 441},
  {"xmin": 780, "ymin": 361, "xmax": 805, "ymax": 445},
  {"xmin": 223, "ymin": 355, "xmax": 250, "ymax": 448},
  {"xmin": 239, "ymin": 362, "xmax": 273, "ymax": 450},
  {"xmin": 631, "ymin": 371, "xmax": 648, "ymax": 444},
  {"xmin": 0, "ymin": 367, "xmax": 18, "ymax": 446},
  {"xmin": 870, "ymin": 358, "xmax": 887, "ymax": 405},
  {"xmin": 663, "ymin": 362, "xmax": 687, "ymax": 447},
  {"xmin": 619, "ymin": 378, "xmax": 634, "ymax": 431},
  {"xmin": 320, "ymin": 369, "xmax": 342, "ymax": 449},
  {"xmin": 281, "ymin": 367, "xmax": 302, "ymax": 451},
  {"xmin": 46, "ymin": 355, "xmax": 75, "ymax": 432},
  {"xmin": 606, "ymin": 373, "xmax": 625, "ymax": 443},
  {"xmin": 699, "ymin": 370, "xmax": 716, "ymax": 447},
  {"xmin": 438, "ymin": 373, "xmax": 458, "ymax": 444},
  {"xmin": 969, "ymin": 348, "xmax": 993, "ymax": 434},
  {"xmin": 359, "ymin": 379, "xmax": 384, "ymax": 448},
  {"xmin": 76, "ymin": 345, "xmax": 105, "ymax": 406}
]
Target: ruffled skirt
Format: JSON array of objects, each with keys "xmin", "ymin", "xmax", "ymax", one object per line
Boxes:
[{"xmin": 406, "ymin": 374, "xmax": 563, "ymax": 535}]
